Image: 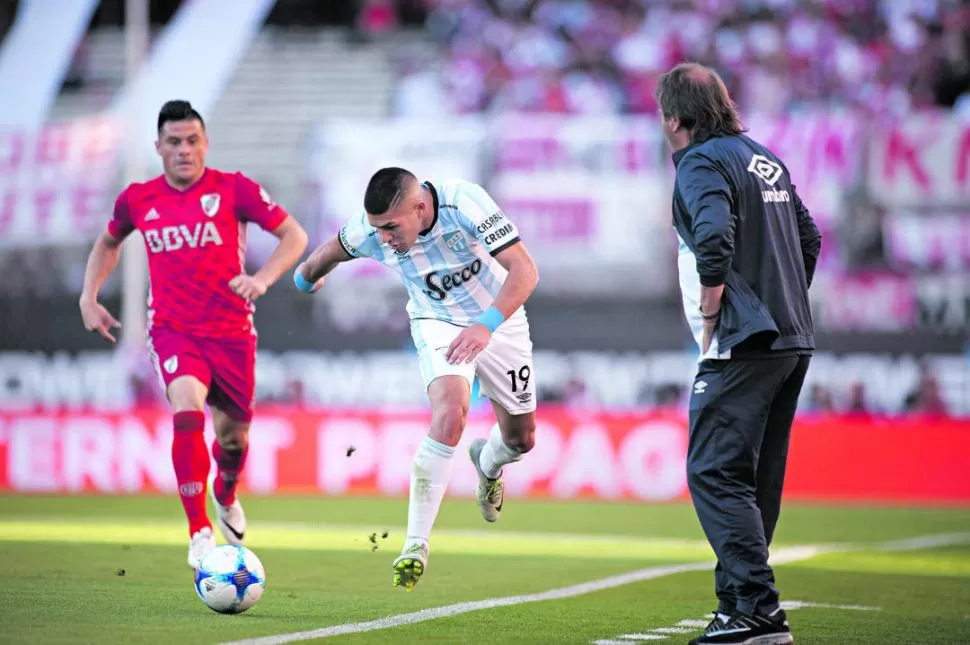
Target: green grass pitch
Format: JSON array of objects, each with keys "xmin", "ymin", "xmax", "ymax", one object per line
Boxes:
[{"xmin": 0, "ymin": 495, "xmax": 967, "ymax": 645}]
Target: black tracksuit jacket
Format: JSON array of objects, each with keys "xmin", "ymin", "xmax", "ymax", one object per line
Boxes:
[{"xmin": 671, "ymin": 134, "xmax": 823, "ymax": 355}]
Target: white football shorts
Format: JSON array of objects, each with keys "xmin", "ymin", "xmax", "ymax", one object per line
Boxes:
[{"xmin": 410, "ymin": 309, "xmax": 537, "ymax": 414}]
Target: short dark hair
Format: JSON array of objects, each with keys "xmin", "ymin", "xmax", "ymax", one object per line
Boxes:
[
  {"xmin": 655, "ymin": 63, "xmax": 745, "ymax": 143},
  {"xmin": 157, "ymin": 100, "xmax": 205, "ymax": 133},
  {"xmin": 363, "ymin": 167, "xmax": 416, "ymax": 215}
]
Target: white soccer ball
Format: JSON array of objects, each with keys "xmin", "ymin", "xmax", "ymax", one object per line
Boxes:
[{"xmin": 194, "ymin": 545, "xmax": 266, "ymax": 614}]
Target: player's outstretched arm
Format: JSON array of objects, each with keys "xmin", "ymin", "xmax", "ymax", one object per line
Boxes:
[
  {"xmin": 79, "ymin": 231, "xmax": 125, "ymax": 343},
  {"xmin": 487, "ymin": 241, "xmax": 539, "ymax": 319},
  {"xmin": 230, "ymin": 216, "xmax": 309, "ymax": 301},
  {"xmin": 446, "ymin": 241, "xmax": 539, "ymax": 364},
  {"xmin": 293, "ymin": 234, "xmax": 355, "ymax": 294}
]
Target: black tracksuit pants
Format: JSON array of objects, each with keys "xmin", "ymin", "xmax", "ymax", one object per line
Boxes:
[{"xmin": 687, "ymin": 353, "xmax": 811, "ymax": 618}]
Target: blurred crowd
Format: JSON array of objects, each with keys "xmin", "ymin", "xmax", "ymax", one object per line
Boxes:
[
  {"xmin": 124, "ymin": 355, "xmax": 955, "ymax": 417},
  {"xmin": 0, "ymin": 0, "xmax": 965, "ymax": 418},
  {"xmin": 123, "ymin": 355, "xmax": 952, "ymax": 418},
  {"xmin": 539, "ymin": 365, "xmax": 954, "ymax": 416},
  {"xmin": 803, "ymin": 368, "xmax": 951, "ymax": 416},
  {"xmin": 391, "ymin": 0, "xmax": 970, "ymax": 117}
]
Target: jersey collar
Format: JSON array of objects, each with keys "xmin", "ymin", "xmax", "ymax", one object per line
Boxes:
[
  {"xmin": 671, "ymin": 143, "xmax": 701, "ymax": 167},
  {"xmin": 419, "ymin": 181, "xmax": 439, "ymax": 237},
  {"xmin": 161, "ymin": 167, "xmax": 209, "ymax": 194}
]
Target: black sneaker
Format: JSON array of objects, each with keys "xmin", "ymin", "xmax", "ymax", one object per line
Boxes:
[
  {"xmin": 688, "ymin": 608, "xmax": 792, "ymax": 645},
  {"xmin": 688, "ymin": 611, "xmax": 731, "ymax": 645}
]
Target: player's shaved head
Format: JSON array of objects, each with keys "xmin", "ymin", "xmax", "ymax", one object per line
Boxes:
[
  {"xmin": 656, "ymin": 62, "xmax": 745, "ymax": 144},
  {"xmin": 363, "ymin": 167, "xmax": 434, "ymax": 254},
  {"xmin": 364, "ymin": 167, "xmax": 418, "ymax": 216}
]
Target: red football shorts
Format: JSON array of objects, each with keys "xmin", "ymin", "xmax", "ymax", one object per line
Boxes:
[{"xmin": 147, "ymin": 327, "xmax": 257, "ymax": 422}]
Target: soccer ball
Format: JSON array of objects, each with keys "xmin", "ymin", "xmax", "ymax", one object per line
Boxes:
[{"xmin": 194, "ymin": 545, "xmax": 266, "ymax": 614}]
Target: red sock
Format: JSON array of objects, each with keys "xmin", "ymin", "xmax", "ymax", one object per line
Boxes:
[
  {"xmin": 212, "ymin": 439, "xmax": 248, "ymax": 506},
  {"xmin": 172, "ymin": 411, "xmax": 211, "ymax": 536}
]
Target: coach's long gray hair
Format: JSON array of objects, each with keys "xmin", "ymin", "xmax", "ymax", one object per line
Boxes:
[{"xmin": 655, "ymin": 63, "xmax": 746, "ymax": 144}]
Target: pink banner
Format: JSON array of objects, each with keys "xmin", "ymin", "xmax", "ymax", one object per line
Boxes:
[
  {"xmin": 868, "ymin": 112, "xmax": 970, "ymax": 206},
  {"xmin": 493, "ymin": 114, "xmax": 665, "ymax": 175},
  {"xmin": 0, "ymin": 117, "xmax": 121, "ymax": 246},
  {"xmin": 810, "ymin": 270, "xmax": 970, "ymax": 333},
  {"xmin": 487, "ymin": 114, "xmax": 675, "ymax": 295},
  {"xmin": 884, "ymin": 212, "xmax": 970, "ymax": 270},
  {"xmin": 489, "ymin": 115, "xmax": 667, "ymax": 246},
  {"xmin": 810, "ymin": 271, "xmax": 917, "ymax": 332},
  {"xmin": 497, "ymin": 198, "xmax": 595, "ymax": 243}
]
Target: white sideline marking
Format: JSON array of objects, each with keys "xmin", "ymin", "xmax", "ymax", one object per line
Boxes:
[
  {"xmin": 876, "ymin": 532, "xmax": 970, "ymax": 552},
  {"xmin": 217, "ymin": 561, "xmax": 711, "ymax": 645},
  {"xmin": 215, "ymin": 531, "xmax": 962, "ymax": 645},
  {"xmin": 781, "ymin": 601, "xmax": 881, "ymax": 612},
  {"xmin": 618, "ymin": 634, "xmax": 672, "ymax": 640},
  {"xmin": 249, "ymin": 527, "xmax": 970, "ymax": 552},
  {"xmin": 677, "ymin": 620, "xmax": 711, "ymax": 628},
  {"xmin": 215, "ymin": 547, "xmax": 822, "ymax": 645},
  {"xmin": 605, "ymin": 601, "xmax": 883, "ymax": 643}
]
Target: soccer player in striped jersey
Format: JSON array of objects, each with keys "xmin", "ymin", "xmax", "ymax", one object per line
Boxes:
[{"xmin": 295, "ymin": 167, "xmax": 540, "ymax": 591}]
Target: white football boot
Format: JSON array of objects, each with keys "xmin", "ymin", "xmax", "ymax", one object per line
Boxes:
[
  {"xmin": 468, "ymin": 439, "xmax": 504, "ymax": 522},
  {"xmin": 188, "ymin": 526, "xmax": 216, "ymax": 569},
  {"xmin": 211, "ymin": 485, "xmax": 247, "ymax": 546}
]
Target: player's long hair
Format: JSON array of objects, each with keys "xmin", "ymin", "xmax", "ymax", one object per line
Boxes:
[{"xmin": 656, "ymin": 62, "xmax": 746, "ymax": 144}]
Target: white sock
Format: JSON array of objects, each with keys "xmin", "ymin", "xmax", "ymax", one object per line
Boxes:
[
  {"xmin": 404, "ymin": 435, "xmax": 455, "ymax": 551},
  {"xmin": 477, "ymin": 423, "xmax": 522, "ymax": 479}
]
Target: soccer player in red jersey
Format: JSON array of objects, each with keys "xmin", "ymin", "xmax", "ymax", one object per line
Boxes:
[{"xmin": 79, "ymin": 100, "xmax": 308, "ymax": 568}]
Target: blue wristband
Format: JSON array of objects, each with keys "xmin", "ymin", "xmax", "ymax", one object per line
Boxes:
[
  {"xmin": 293, "ymin": 270, "xmax": 315, "ymax": 293},
  {"xmin": 477, "ymin": 306, "xmax": 505, "ymax": 333}
]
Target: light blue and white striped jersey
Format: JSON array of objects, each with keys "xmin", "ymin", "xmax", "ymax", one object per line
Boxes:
[{"xmin": 337, "ymin": 179, "xmax": 521, "ymax": 326}]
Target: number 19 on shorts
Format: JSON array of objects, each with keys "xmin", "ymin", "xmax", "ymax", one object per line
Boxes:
[{"xmin": 506, "ymin": 366, "xmax": 530, "ymax": 392}]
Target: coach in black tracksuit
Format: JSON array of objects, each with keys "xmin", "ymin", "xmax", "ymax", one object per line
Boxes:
[{"xmin": 657, "ymin": 64, "xmax": 822, "ymax": 645}]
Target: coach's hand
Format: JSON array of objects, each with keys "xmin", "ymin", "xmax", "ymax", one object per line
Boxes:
[
  {"xmin": 230, "ymin": 274, "xmax": 268, "ymax": 302},
  {"xmin": 701, "ymin": 317, "xmax": 719, "ymax": 355},
  {"xmin": 447, "ymin": 324, "xmax": 491, "ymax": 365},
  {"xmin": 80, "ymin": 298, "xmax": 121, "ymax": 344}
]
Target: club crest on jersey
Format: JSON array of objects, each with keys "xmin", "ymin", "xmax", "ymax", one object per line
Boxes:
[
  {"xmin": 163, "ymin": 355, "xmax": 178, "ymax": 374},
  {"xmin": 445, "ymin": 231, "xmax": 467, "ymax": 253},
  {"xmin": 200, "ymin": 193, "xmax": 221, "ymax": 217}
]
